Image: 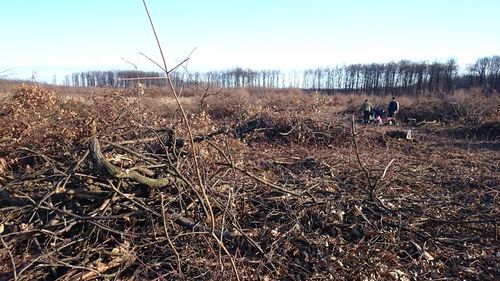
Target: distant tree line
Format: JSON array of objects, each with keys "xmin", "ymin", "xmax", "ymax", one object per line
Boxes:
[
  {"xmin": 65, "ymin": 56, "xmax": 500, "ymax": 95},
  {"xmin": 65, "ymin": 70, "xmax": 168, "ymax": 88}
]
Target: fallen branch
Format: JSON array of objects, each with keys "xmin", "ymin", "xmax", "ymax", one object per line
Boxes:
[
  {"xmin": 102, "ymin": 139, "xmax": 162, "ymax": 165},
  {"xmin": 89, "ymin": 137, "xmax": 182, "ymax": 189},
  {"xmin": 0, "ymin": 233, "xmax": 17, "ymax": 281},
  {"xmin": 371, "ymin": 158, "xmax": 396, "ymax": 200},
  {"xmin": 217, "ymin": 162, "xmax": 303, "ymax": 196},
  {"xmin": 416, "ymin": 120, "xmax": 438, "ymax": 127}
]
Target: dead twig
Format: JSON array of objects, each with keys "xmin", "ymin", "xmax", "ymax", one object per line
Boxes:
[
  {"xmin": 371, "ymin": 158, "xmax": 396, "ymax": 199},
  {"xmin": 89, "ymin": 137, "xmax": 182, "ymax": 188},
  {"xmin": 161, "ymin": 194, "xmax": 183, "ymax": 277},
  {"xmin": 350, "ymin": 115, "xmax": 373, "ymax": 197},
  {"xmin": 101, "ymin": 139, "xmax": 162, "ymax": 166},
  {"xmin": 142, "ymin": 0, "xmax": 215, "ymax": 229},
  {"xmin": 217, "ymin": 161, "xmax": 303, "ymax": 196},
  {"xmin": 0, "ymin": 233, "xmax": 17, "ymax": 281}
]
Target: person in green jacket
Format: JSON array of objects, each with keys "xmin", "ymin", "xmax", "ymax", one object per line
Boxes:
[{"xmin": 361, "ymin": 99, "xmax": 373, "ymax": 124}]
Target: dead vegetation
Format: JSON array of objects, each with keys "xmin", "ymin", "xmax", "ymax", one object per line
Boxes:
[{"xmin": 0, "ymin": 83, "xmax": 499, "ymax": 280}]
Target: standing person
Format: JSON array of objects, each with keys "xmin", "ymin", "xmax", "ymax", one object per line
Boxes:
[
  {"xmin": 388, "ymin": 97, "xmax": 399, "ymax": 120},
  {"xmin": 361, "ymin": 99, "xmax": 373, "ymax": 124}
]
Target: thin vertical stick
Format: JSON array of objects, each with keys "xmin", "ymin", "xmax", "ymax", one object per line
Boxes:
[
  {"xmin": 141, "ymin": 0, "xmax": 214, "ymax": 228},
  {"xmin": 351, "ymin": 115, "xmax": 395, "ymax": 200},
  {"xmin": 351, "ymin": 115, "xmax": 373, "ymax": 189},
  {"xmin": 142, "ymin": 0, "xmax": 168, "ymax": 73}
]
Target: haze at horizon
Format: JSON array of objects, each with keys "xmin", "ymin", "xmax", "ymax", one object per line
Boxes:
[{"xmin": 1, "ymin": 0, "xmax": 499, "ymax": 83}]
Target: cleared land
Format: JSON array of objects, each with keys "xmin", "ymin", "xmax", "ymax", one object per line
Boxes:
[{"xmin": 0, "ymin": 83, "xmax": 499, "ymax": 280}]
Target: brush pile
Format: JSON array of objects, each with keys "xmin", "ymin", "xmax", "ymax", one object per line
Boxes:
[{"xmin": 0, "ymin": 84, "xmax": 498, "ymax": 280}]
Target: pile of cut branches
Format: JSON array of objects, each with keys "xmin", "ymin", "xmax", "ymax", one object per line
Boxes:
[{"xmin": 1, "ymin": 85, "xmax": 498, "ymax": 280}]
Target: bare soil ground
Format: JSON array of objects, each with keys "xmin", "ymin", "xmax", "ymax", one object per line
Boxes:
[{"xmin": 0, "ymin": 84, "xmax": 498, "ymax": 280}]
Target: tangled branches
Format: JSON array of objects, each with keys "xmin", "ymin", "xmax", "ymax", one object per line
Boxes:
[{"xmin": 0, "ymin": 85, "xmax": 498, "ymax": 280}]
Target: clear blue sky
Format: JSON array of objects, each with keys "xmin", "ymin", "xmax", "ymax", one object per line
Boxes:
[{"xmin": 1, "ymin": 0, "xmax": 499, "ymax": 82}]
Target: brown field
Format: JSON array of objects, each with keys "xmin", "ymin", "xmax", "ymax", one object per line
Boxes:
[{"xmin": 0, "ymin": 82, "xmax": 499, "ymax": 280}]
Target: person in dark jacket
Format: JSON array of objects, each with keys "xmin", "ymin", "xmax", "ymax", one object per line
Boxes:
[{"xmin": 388, "ymin": 97, "xmax": 399, "ymax": 119}]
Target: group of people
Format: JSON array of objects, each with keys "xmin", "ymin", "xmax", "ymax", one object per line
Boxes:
[{"xmin": 361, "ymin": 97, "xmax": 399, "ymax": 125}]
